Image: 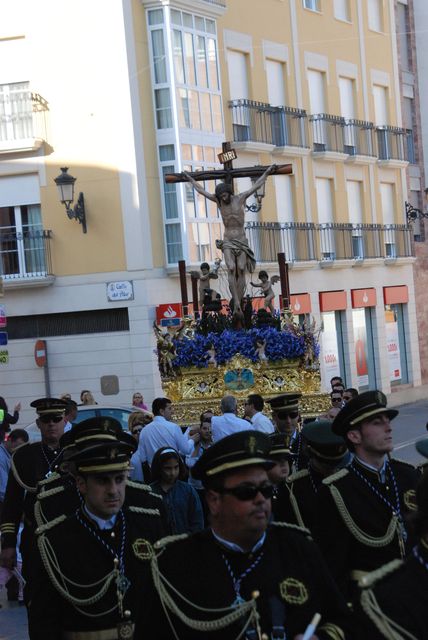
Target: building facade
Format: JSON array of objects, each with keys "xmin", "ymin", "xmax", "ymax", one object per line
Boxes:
[{"xmin": 0, "ymin": 0, "xmax": 422, "ymax": 423}]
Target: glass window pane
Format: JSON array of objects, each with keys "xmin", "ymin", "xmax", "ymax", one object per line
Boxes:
[
  {"xmin": 171, "ymin": 9, "xmax": 181, "ymax": 25},
  {"xmin": 159, "ymin": 144, "xmax": 175, "ymax": 162},
  {"xmin": 148, "ymin": 9, "xmax": 164, "ymax": 25},
  {"xmin": 162, "ymin": 166, "xmax": 179, "ymax": 220},
  {"xmin": 165, "ymin": 224, "xmax": 183, "ymax": 263},
  {"xmin": 184, "ymin": 33, "xmax": 196, "ymax": 85},
  {"xmin": 188, "ymin": 223, "xmax": 201, "ymax": 263},
  {"xmin": 155, "ymin": 89, "xmax": 172, "ymax": 129},
  {"xmin": 206, "ymin": 19, "xmax": 216, "ymax": 34},
  {"xmin": 185, "ymin": 180, "xmax": 196, "ymax": 217},
  {"xmin": 193, "ymin": 145, "xmax": 204, "ymax": 162},
  {"xmin": 181, "ymin": 144, "xmax": 192, "ymax": 161},
  {"xmin": 200, "ymin": 92, "xmax": 212, "ymax": 131},
  {"xmin": 211, "ymin": 94, "xmax": 223, "ymax": 133},
  {"xmin": 205, "ymin": 147, "xmax": 215, "ymax": 163},
  {"xmin": 189, "ymin": 90, "xmax": 201, "ymax": 129},
  {"xmin": 173, "ymin": 30, "xmax": 185, "ymax": 84},
  {"xmin": 183, "ymin": 13, "xmax": 193, "ymax": 28},
  {"xmin": 177, "ymin": 88, "xmax": 190, "ymax": 128},
  {"xmin": 207, "ymin": 39, "xmax": 219, "ymax": 90},
  {"xmin": 195, "ymin": 16, "xmax": 205, "ymax": 31},
  {"xmin": 196, "ymin": 36, "xmax": 208, "ymax": 88},
  {"xmin": 151, "ymin": 30, "xmax": 167, "ymax": 84}
]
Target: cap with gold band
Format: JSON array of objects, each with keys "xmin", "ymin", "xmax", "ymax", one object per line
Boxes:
[
  {"xmin": 266, "ymin": 393, "xmax": 301, "ymax": 417},
  {"xmin": 67, "ymin": 440, "xmax": 135, "ymax": 474},
  {"xmin": 331, "ymin": 390, "xmax": 398, "ymax": 437},
  {"xmin": 301, "ymin": 420, "xmax": 348, "ymax": 461},
  {"xmin": 61, "ymin": 416, "xmax": 124, "ymax": 450},
  {"xmin": 31, "ymin": 397, "xmax": 68, "ymax": 416},
  {"xmin": 192, "ymin": 430, "xmax": 274, "ymax": 483},
  {"xmin": 268, "ymin": 432, "xmax": 293, "ymax": 460}
]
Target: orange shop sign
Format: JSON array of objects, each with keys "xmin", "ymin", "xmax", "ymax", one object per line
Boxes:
[
  {"xmin": 351, "ymin": 288, "xmax": 377, "ymax": 308},
  {"xmin": 319, "ymin": 291, "xmax": 347, "ymax": 312},
  {"xmin": 290, "ymin": 293, "xmax": 311, "ymax": 315}
]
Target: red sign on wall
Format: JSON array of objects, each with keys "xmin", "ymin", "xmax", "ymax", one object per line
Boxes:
[
  {"xmin": 319, "ymin": 291, "xmax": 347, "ymax": 312},
  {"xmin": 351, "ymin": 288, "xmax": 377, "ymax": 308},
  {"xmin": 156, "ymin": 303, "xmax": 183, "ymax": 327},
  {"xmin": 383, "ymin": 285, "xmax": 408, "ymax": 305},
  {"xmin": 290, "ymin": 293, "xmax": 312, "ymax": 315}
]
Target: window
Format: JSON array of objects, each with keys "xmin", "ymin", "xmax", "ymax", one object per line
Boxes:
[
  {"xmin": 266, "ymin": 60, "xmax": 286, "ymax": 107},
  {"xmin": 303, "ymin": 0, "xmax": 321, "ymax": 11},
  {"xmin": 334, "ymin": 0, "xmax": 350, "ymax": 21},
  {"xmin": 307, "ymin": 69, "xmax": 326, "ymax": 114},
  {"xmin": 0, "ymin": 82, "xmax": 32, "ymax": 142},
  {"xmin": 368, "ymin": 0, "xmax": 383, "ymax": 32},
  {"xmin": 227, "ymin": 50, "xmax": 249, "ymax": 101},
  {"xmin": 385, "ymin": 305, "xmax": 408, "ymax": 385},
  {"xmin": 346, "ymin": 180, "xmax": 364, "ymax": 257},
  {"xmin": 373, "ymin": 84, "xmax": 388, "ymax": 126},
  {"xmin": 0, "ymin": 204, "xmax": 45, "ymax": 277},
  {"xmin": 316, "ymin": 178, "xmax": 335, "ymax": 259},
  {"xmin": 380, "ymin": 182, "xmax": 396, "ymax": 257},
  {"xmin": 397, "ymin": 3, "xmax": 410, "ymax": 71}
]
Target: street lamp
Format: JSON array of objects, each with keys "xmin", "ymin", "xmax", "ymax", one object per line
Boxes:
[
  {"xmin": 54, "ymin": 167, "xmax": 87, "ymax": 233},
  {"xmin": 245, "ymin": 171, "xmax": 266, "ymax": 213}
]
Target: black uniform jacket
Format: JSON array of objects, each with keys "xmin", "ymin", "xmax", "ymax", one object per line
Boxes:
[
  {"xmin": 273, "ymin": 467, "xmax": 324, "ymax": 532},
  {"xmin": 28, "ymin": 505, "xmax": 160, "ymax": 640},
  {"xmin": 315, "ymin": 457, "xmax": 419, "ymax": 595},
  {"xmin": 354, "ymin": 541, "xmax": 428, "ymax": 639},
  {"xmin": 136, "ymin": 523, "xmax": 354, "ymax": 640}
]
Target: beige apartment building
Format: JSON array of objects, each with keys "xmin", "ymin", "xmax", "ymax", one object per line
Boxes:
[{"xmin": 0, "ymin": 0, "xmax": 421, "ymax": 422}]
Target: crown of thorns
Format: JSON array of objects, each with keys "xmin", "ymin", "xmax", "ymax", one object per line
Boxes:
[{"xmin": 215, "ymin": 182, "xmax": 233, "ymax": 198}]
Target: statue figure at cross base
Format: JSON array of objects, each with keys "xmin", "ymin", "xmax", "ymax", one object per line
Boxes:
[{"xmin": 183, "ymin": 164, "xmax": 276, "ymax": 316}]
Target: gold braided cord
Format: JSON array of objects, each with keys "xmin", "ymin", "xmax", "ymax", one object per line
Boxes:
[
  {"xmin": 34, "ymin": 500, "xmax": 47, "ymax": 529},
  {"xmin": 288, "ymin": 489, "xmax": 306, "ymax": 529},
  {"xmin": 126, "ymin": 480, "xmax": 157, "ymax": 494},
  {"xmin": 37, "ymin": 534, "xmax": 118, "ymax": 616},
  {"xmin": 150, "ymin": 553, "xmax": 259, "ymax": 634},
  {"xmin": 319, "ymin": 623, "xmax": 345, "ymax": 640},
  {"xmin": 360, "ymin": 588, "xmax": 418, "ymax": 640},
  {"xmin": 128, "ymin": 507, "xmax": 160, "ymax": 516},
  {"xmin": 35, "ymin": 514, "xmax": 67, "ymax": 534},
  {"xmin": 270, "ymin": 521, "xmax": 311, "ymax": 536},
  {"xmin": 329, "ymin": 485, "xmax": 398, "ymax": 547},
  {"xmin": 37, "ymin": 485, "xmax": 64, "ymax": 500},
  {"xmin": 11, "ymin": 456, "xmax": 37, "ymax": 492},
  {"xmin": 154, "ymin": 533, "xmax": 189, "ymax": 550},
  {"xmin": 38, "ymin": 473, "xmax": 61, "ymax": 487}
]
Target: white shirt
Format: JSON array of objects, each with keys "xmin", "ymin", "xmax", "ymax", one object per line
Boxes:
[
  {"xmin": 211, "ymin": 529, "xmax": 266, "ymax": 553},
  {"xmin": 138, "ymin": 415, "xmax": 194, "ymax": 465},
  {"xmin": 84, "ymin": 505, "xmax": 117, "ymax": 530},
  {"xmin": 251, "ymin": 411, "xmax": 275, "ymax": 434},
  {"xmin": 211, "ymin": 413, "xmax": 252, "ymax": 443}
]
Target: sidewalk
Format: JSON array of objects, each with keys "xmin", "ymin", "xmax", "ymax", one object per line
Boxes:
[{"xmin": 0, "ymin": 590, "xmax": 28, "ymax": 640}]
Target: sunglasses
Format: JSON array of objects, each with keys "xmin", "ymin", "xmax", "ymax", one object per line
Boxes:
[
  {"xmin": 218, "ymin": 484, "xmax": 274, "ymax": 501},
  {"xmin": 39, "ymin": 414, "xmax": 63, "ymax": 424}
]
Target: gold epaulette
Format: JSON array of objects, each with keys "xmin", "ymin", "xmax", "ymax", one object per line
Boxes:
[
  {"xmin": 287, "ymin": 469, "xmax": 309, "ymax": 484},
  {"xmin": 153, "ymin": 533, "xmax": 189, "ymax": 550},
  {"xmin": 37, "ymin": 472, "xmax": 61, "ymax": 488},
  {"xmin": 270, "ymin": 521, "xmax": 312, "ymax": 537},
  {"xmin": 322, "ymin": 468, "xmax": 349, "ymax": 485},
  {"xmin": 128, "ymin": 506, "xmax": 161, "ymax": 516},
  {"xmin": 35, "ymin": 514, "xmax": 67, "ymax": 535},
  {"xmin": 318, "ymin": 622, "xmax": 345, "ymax": 640},
  {"xmin": 37, "ymin": 485, "xmax": 64, "ymax": 500},
  {"xmin": 358, "ymin": 559, "xmax": 403, "ymax": 589}
]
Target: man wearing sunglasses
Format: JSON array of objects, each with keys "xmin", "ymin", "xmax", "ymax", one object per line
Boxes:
[
  {"xmin": 0, "ymin": 397, "xmax": 68, "ymax": 605},
  {"xmin": 137, "ymin": 430, "xmax": 351, "ymax": 639}
]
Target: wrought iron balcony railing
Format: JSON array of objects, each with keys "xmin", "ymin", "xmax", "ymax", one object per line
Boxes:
[
  {"xmin": 309, "ymin": 113, "xmax": 346, "ymax": 153},
  {"xmin": 376, "ymin": 126, "xmax": 414, "ymax": 162},
  {"xmin": 343, "ymin": 119, "xmax": 377, "ymax": 157},
  {"xmin": 0, "ymin": 90, "xmax": 49, "ymax": 143},
  {"xmin": 229, "ymin": 99, "xmax": 309, "ymax": 148},
  {"xmin": 0, "ymin": 229, "xmax": 53, "ymax": 280},
  {"xmin": 244, "ymin": 221, "xmax": 414, "ymax": 263}
]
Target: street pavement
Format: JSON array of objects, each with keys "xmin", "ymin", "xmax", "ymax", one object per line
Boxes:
[{"xmin": 1, "ymin": 397, "xmax": 427, "ymax": 639}]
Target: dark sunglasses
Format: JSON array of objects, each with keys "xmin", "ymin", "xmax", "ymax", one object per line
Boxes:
[
  {"xmin": 218, "ymin": 484, "xmax": 274, "ymax": 501},
  {"xmin": 39, "ymin": 414, "xmax": 63, "ymax": 424}
]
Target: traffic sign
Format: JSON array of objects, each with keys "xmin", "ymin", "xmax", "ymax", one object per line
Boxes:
[
  {"xmin": 0, "ymin": 305, "xmax": 6, "ymax": 329},
  {"xmin": 0, "ymin": 349, "xmax": 8, "ymax": 365},
  {"xmin": 34, "ymin": 339, "xmax": 47, "ymax": 367},
  {"xmin": 0, "ymin": 332, "xmax": 7, "ymax": 346}
]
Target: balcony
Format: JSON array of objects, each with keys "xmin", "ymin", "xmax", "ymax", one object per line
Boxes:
[
  {"xmin": 309, "ymin": 114, "xmax": 346, "ymax": 155},
  {"xmin": 343, "ymin": 119, "xmax": 377, "ymax": 158},
  {"xmin": 376, "ymin": 126, "xmax": 414, "ymax": 164},
  {"xmin": 229, "ymin": 99, "xmax": 309, "ymax": 150},
  {"xmin": 244, "ymin": 221, "xmax": 414, "ymax": 264},
  {"xmin": 1, "ymin": 229, "xmax": 54, "ymax": 287},
  {"xmin": 0, "ymin": 88, "xmax": 49, "ymax": 154}
]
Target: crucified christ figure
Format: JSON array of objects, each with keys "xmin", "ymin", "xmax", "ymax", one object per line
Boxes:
[{"xmin": 183, "ymin": 165, "xmax": 276, "ymax": 315}]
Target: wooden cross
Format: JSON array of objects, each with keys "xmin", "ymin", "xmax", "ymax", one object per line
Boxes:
[{"xmin": 165, "ymin": 141, "xmax": 293, "ymax": 189}]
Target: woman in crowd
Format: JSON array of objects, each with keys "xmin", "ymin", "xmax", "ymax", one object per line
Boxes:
[
  {"xmin": 80, "ymin": 390, "xmax": 97, "ymax": 405},
  {"xmin": 131, "ymin": 392, "xmax": 148, "ymax": 411}
]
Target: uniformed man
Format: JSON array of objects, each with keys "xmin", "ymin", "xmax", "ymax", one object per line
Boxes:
[
  {"xmin": 354, "ymin": 438, "xmax": 428, "ymax": 639},
  {"xmin": 0, "ymin": 397, "xmax": 68, "ymax": 602},
  {"xmin": 266, "ymin": 432, "xmax": 294, "ymax": 522},
  {"xmin": 35, "ymin": 417, "xmax": 167, "ymax": 533},
  {"xmin": 136, "ymin": 430, "xmax": 352, "ymax": 639},
  {"xmin": 28, "ymin": 427, "xmax": 163, "ymax": 640},
  {"xmin": 316, "ymin": 391, "xmax": 420, "ymax": 597},
  {"xmin": 277, "ymin": 420, "xmax": 350, "ymax": 532},
  {"xmin": 266, "ymin": 393, "xmax": 304, "ymax": 470}
]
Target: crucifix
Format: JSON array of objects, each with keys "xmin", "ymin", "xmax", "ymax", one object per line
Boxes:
[{"xmin": 165, "ymin": 142, "xmax": 293, "ymax": 319}]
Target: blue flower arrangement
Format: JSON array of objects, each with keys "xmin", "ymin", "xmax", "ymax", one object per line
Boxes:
[{"xmin": 172, "ymin": 326, "xmax": 319, "ymax": 369}]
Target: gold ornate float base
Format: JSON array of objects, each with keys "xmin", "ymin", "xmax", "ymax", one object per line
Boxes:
[{"xmin": 162, "ymin": 355, "xmax": 330, "ymax": 425}]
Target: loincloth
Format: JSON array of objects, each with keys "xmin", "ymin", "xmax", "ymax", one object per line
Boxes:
[{"xmin": 216, "ymin": 238, "xmax": 256, "ymax": 273}]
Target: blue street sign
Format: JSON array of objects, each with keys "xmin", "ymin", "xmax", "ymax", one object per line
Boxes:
[
  {"xmin": 0, "ymin": 332, "xmax": 7, "ymax": 346},
  {"xmin": 160, "ymin": 317, "xmax": 181, "ymax": 327}
]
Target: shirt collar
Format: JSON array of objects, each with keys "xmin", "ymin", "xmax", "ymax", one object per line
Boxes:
[
  {"xmin": 211, "ymin": 529, "xmax": 266, "ymax": 553},
  {"xmin": 354, "ymin": 455, "xmax": 387, "ymax": 482},
  {"xmin": 83, "ymin": 504, "xmax": 117, "ymax": 530}
]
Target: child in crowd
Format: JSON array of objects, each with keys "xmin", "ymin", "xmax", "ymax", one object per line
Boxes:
[{"xmin": 151, "ymin": 447, "xmax": 204, "ymax": 535}]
